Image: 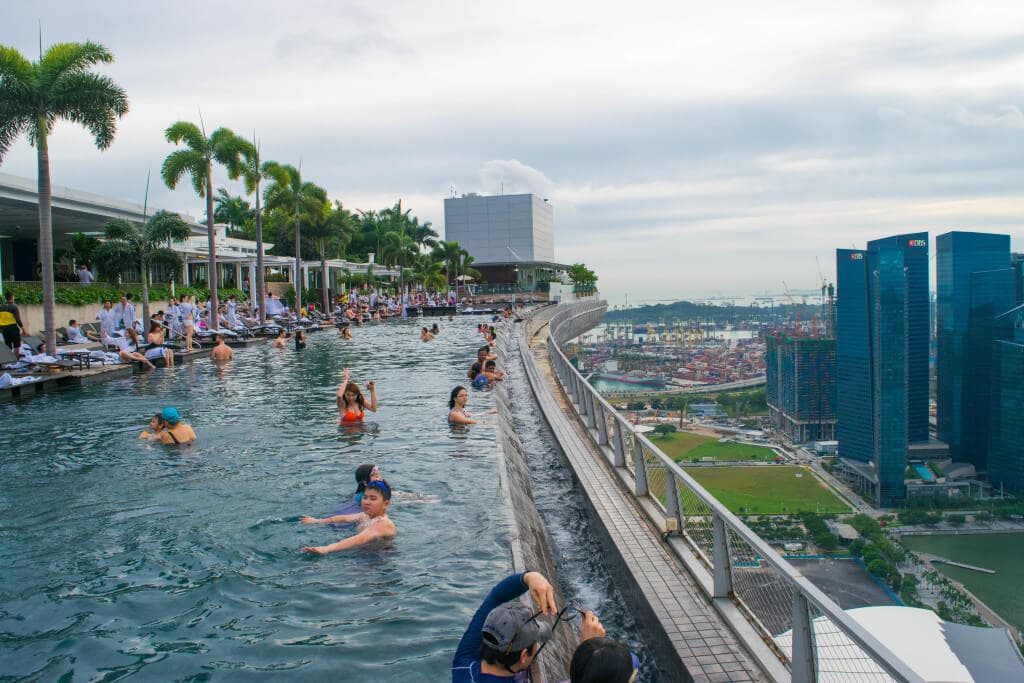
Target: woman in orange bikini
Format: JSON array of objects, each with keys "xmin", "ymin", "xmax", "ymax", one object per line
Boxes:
[{"xmin": 337, "ymin": 367, "xmax": 378, "ymax": 424}]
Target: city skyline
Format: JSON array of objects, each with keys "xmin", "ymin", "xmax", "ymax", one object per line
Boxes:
[{"xmin": 3, "ymin": 2, "xmax": 1024, "ymax": 307}]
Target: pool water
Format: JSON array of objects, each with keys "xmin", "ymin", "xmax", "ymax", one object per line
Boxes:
[
  {"xmin": 0, "ymin": 318, "xmax": 516, "ymax": 680},
  {"xmin": 913, "ymin": 464, "xmax": 935, "ymax": 482}
]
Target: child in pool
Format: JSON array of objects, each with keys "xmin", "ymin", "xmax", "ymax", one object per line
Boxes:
[{"xmin": 300, "ymin": 480, "xmax": 396, "ymax": 554}]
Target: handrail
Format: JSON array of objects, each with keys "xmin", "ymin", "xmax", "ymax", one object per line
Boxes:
[{"xmin": 540, "ymin": 301, "xmax": 923, "ymax": 683}]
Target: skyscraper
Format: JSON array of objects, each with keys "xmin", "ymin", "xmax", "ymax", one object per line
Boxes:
[
  {"xmin": 936, "ymin": 232, "xmax": 1014, "ymax": 468},
  {"xmin": 765, "ymin": 333, "xmax": 837, "ymax": 443},
  {"xmin": 835, "ymin": 234, "xmax": 928, "ymax": 506},
  {"xmin": 989, "ymin": 305, "xmax": 1024, "ymax": 494}
]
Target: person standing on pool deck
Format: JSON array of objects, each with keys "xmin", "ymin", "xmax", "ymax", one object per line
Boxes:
[
  {"xmin": 337, "ymin": 367, "xmax": 377, "ymax": 423},
  {"xmin": 0, "ymin": 291, "xmax": 27, "ymax": 351},
  {"xmin": 300, "ymin": 480, "xmax": 396, "ymax": 554}
]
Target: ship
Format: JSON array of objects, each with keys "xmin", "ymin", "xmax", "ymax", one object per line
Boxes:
[{"xmin": 592, "ymin": 371, "xmax": 667, "ymax": 387}]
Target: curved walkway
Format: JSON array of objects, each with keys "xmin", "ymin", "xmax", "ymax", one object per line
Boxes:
[{"xmin": 519, "ymin": 307, "xmax": 766, "ymax": 683}]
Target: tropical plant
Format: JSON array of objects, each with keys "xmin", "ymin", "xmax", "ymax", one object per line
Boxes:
[
  {"xmin": 567, "ymin": 263, "xmax": 598, "ymax": 285},
  {"xmin": 91, "ymin": 210, "xmax": 192, "ymax": 323},
  {"xmin": 161, "ymin": 122, "xmax": 248, "ymax": 330},
  {"xmin": 69, "ymin": 232, "xmax": 101, "ymax": 269},
  {"xmin": 302, "ymin": 199, "xmax": 354, "ymax": 311},
  {"xmin": 213, "ymin": 188, "xmax": 253, "ymax": 231},
  {"xmin": 0, "ymin": 41, "xmax": 129, "ymax": 352},
  {"xmin": 232, "ymin": 138, "xmax": 272, "ymax": 322},
  {"xmin": 409, "ymin": 254, "xmax": 447, "ymax": 291},
  {"xmin": 263, "ymin": 163, "xmax": 327, "ymax": 312}
]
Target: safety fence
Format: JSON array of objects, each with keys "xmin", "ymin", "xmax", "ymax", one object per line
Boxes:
[{"xmin": 541, "ymin": 301, "xmax": 922, "ymax": 683}]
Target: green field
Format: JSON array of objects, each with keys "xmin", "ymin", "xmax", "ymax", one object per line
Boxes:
[
  {"xmin": 649, "ymin": 431, "xmax": 778, "ymax": 462},
  {"xmin": 682, "ymin": 465, "xmax": 850, "ymax": 515},
  {"xmin": 901, "ymin": 533, "xmax": 1024, "ymax": 631}
]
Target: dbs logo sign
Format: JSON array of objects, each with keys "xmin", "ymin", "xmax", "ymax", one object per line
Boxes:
[
  {"xmin": 908, "ymin": 239, "xmax": 927, "ymax": 247},
  {"xmin": 850, "ymin": 253, "xmax": 864, "ymax": 260}
]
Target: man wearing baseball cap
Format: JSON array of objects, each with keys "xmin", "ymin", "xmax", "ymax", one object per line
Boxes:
[{"xmin": 452, "ymin": 571, "xmax": 557, "ymax": 681}]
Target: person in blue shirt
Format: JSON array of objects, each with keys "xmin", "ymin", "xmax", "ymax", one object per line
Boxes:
[{"xmin": 452, "ymin": 571, "xmax": 557, "ymax": 682}]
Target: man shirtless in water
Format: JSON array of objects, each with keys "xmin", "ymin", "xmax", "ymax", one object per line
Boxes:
[{"xmin": 300, "ymin": 480, "xmax": 396, "ymax": 554}]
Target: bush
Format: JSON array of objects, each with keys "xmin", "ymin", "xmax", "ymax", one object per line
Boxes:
[
  {"xmin": 947, "ymin": 514, "xmax": 966, "ymax": 527},
  {"xmin": 867, "ymin": 558, "xmax": 890, "ymax": 576}
]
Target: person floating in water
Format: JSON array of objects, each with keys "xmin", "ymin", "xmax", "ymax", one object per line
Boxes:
[
  {"xmin": 272, "ymin": 329, "xmax": 292, "ymax": 348},
  {"xmin": 337, "ymin": 367, "xmax": 377, "ymax": 424},
  {"xmin": 139, "ymin": 412, "xmax": 165, "ymax": 441},
  {"xmin": 420, "ymin": 326, "xmax": 435, "ymax": 342},
  {"xmin": 300, "ymin": 479, "xmax": 396, "ymax": 554}
]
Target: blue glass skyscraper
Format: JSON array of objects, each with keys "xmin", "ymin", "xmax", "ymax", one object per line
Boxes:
[
  {"xmin": 836, "ymin": 235, "xmax": 923, "ymax": 506},
  {"xmin": 989, "ymin": 305, "xmax": 1024, "ymax": 494},
  {"xmin": 936, "ymin": 231, "xmax": 1013, "ymax": 467}
]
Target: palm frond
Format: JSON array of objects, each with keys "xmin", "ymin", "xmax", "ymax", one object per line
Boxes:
[
  {"xmin": 103, "ymin": 218, "xmax": 141, "ymax": 242},
  {"xmin": 146, "ymin": 247, "xmax": 184, "ymax": 278},
  {"xmin": 144, "ymin": 210, "xmax": 192, "ymax": 244},
  {"xmin": 38, "ymin": 42, "xmax": 113, "ymax": 90},
  {"xmin": 92, "ymin": 238, "xmax": 138, "ymax": 278},
  {"xmin": 164, "ymin": 121, "xmax": 208, "ymax": 151},
  {"xmin": 210, "ymin": 127, "xmax": 247, "ymax": 177},
  {"xmin": 161, "ymin": 148, "xmax": 207, "ymax": 194},
  {"xmin": 50, "ymin": 71, "xmax": 128, "ymax": 149}
]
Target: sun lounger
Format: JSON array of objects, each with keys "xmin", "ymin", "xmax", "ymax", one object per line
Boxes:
[{"xmin": 21, "ymin": 336, "xmax": 76, "ymax": 371}]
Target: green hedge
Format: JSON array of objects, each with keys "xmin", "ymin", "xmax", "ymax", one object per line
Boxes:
[{"xmin": 7, "ymin": 283, "xmax": 246, "ymax": 307}]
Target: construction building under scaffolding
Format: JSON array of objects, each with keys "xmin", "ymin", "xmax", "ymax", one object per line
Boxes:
[{"xmin": 765, "ymin": 333, "xmax": 837, "ymax": 443}]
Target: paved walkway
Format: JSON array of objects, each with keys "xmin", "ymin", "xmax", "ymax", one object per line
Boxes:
[{"xmin": 519, "ymin": 309, "xmax": 766, "ymax": 683}]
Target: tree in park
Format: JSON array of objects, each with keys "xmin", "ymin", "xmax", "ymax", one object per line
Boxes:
[
  {"xmin": 92, "ymin": 211, "xmax": 192, "ymax": 323},
  {"xmin": 567, "ymin": 263, "xmax": 598, "ymax": 285},
  {"xmin": 263, "ymin": 162, "xmax": 326, "ymax": 313},
  {"xmin": 302, "ymin": 199, "xmax": 354, "ymax": 312},
  {"xmin": 652, "ymin": 424, "xmax": 676, "ymax": 437},
  {"xmin": 232, "ymin": 137, "xmax": 272, "ymax": 322},
  {"xmin": 0, "ymin": 41, "xmax": 128, "ymax": 353},
  {"xmin": 161, "ymin": 122, "xmax": 248, "ymax": 331}
]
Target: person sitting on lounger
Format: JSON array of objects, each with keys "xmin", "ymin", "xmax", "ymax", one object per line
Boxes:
[
  {"xmin": 300, "ymin": 480, "xmax": 396, "ymax": 554},
  {"xmin": 66, "ymin": 319, "xmax": 98, "ymax": 343},
  {"xmin": 145, "ymin": 320, "xmax": 174, "ymax": 367},
  {"xmin": 113, "ymin": 328, "xmax": 156, "ymax": 369}
]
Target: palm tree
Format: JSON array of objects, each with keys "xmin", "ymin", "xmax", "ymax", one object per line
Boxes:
[
  {"xmin": 92, "ymin": 210, "xmax": 192, "ymax": 323},
  {"xmin": 233, "ymin": 139, "xmax": 272, "ymax": 322},
  {"xmin": 302, "ymin": 199, "xmax": 354, "ymax": 311},
  {"xmin": 0, "ymin": 41, "xmax": 128, "ymax": 352},
  {"xmin": 161, "ymin": 122, "xmax": 247, "ymax": 331},
  {"xmin": 410, "ymin": 254, "xmax": 447, "ymax": 291},
  {"xmin": 263, "ymin": 163, "xmax": 326, "ymax": 313},
  {"xmin": 432, "ymin": 240, "xmax": 465, "ymax": 291},
  {"xmin": 213, "ymin": 188, "xmax": 253, "ymax": 232}
]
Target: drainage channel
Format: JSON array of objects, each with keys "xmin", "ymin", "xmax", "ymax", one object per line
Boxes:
[{"xmin": 504, "ymin": 324, "xmax": 663, "ymax": 682}]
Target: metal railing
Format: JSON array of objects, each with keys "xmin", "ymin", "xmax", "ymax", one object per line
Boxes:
[{"xmin": 540, "ymin": 301, "xmax": 923, "ymax": 683}]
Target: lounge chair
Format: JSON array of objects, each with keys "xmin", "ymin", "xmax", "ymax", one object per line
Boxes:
[{"xmin": 20, "ymin": 335, "xmax": 76, "ymax": 372}]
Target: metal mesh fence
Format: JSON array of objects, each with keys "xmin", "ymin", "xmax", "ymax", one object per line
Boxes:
[
  {"xmin": 675, "ymin": 478, "xmax": 716, "ymax": 564},
  {"xmin": 805, "ymin": 601, "xmax": 895, "ymax": 682},
  {"xmin": 726, "ymin": 527, "xmax": 797, "ymax": 640},
  {"xmin": 640, "ymin": 443, "xmax": 668, "ymax": 513},
  {"xmin": 622, "ymin": 429, "xmax": 637, "ymax": 475}
]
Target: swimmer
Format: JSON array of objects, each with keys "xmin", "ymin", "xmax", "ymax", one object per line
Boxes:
[
  {"xmin": 210, "ymin": 333, "xmax": 234, "ymax": 361},
  {"xmin": 295, "ymin": 329, "xmax": 306, "ymax": 349},
  {"xmin": 337, "ymin": 367, "xmax": 378, "ymax": 423},
  {"xmin": 482, "ymin": 359, "xmax": 504, "ymax": 382},
  {"xmin": 431, "ymin": 323, "xmax": 440, "ymax": 335},
  {"xmin": 158, "ymin": 406, "xmax": 197, "ymax": 445},
  {"xmin": 467, "ymin": 345, "xmax": 497, "ymax": 379},
  {"xmin": 139, "ymin": 412, "xmax": 165, "ymax": 440},
  {"xmin": 448, "ymin": 385, "xmax": 496, "ymax": 425},
  {"xmin": 300, "ymin": 480, "xmax": 396, "ymax": 554},
  {"xmin": 420, "ymin": 326, "xmax": 435, "ymax": 342},
  {"xmin": 272, "ymin": 329, "xmax": 292, "ymax": 348}
]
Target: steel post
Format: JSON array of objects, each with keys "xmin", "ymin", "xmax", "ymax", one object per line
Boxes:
[
  {"xmin": 712, "ymin": 513, "xmax": 734, "ymax": 598},
  {"xmin": 791, "ymin": 592, "xmax": 817, "ymax": 683}
]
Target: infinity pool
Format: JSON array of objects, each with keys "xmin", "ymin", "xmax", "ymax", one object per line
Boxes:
[{"xmin": 0, "ymin": 318, "xmax": 515, "ymax": 680}]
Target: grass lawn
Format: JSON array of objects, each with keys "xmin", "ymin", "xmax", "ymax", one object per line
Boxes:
[
  {"xmin": 685, "ymin": 441, "xmax": 778, "ymax": 462},
  {"xmin": 648, "ymin": 430, "xmax": 714, "ymax": 459},
  {"xmin": 682, "ymin": 466, "xmax": 850, "ymax": 515}
]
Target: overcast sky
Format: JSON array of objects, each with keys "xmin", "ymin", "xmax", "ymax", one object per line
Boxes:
[{"xmin": 4, "ymin": 1, "xmax": 1024, "ymax": 306}]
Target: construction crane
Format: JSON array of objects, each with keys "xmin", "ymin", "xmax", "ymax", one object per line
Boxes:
[{"xmin": 782, "ymin": 281, "xmax": 801, "ymax": 336}]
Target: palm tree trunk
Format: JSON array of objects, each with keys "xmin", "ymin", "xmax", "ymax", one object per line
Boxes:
[
  {"xmin": 320, "ymin": 247, "xmax": 328, "ymax": 314},
  {"xmin": 206, "ymin": 163, "xmax": 219, "ymax": 332},
  {"xmin": 294, "ymin": 204, "xmax": 301, "ymax": 313},
  {"xmin": 255, "ymin": 179, "xmax": 266, "ymax": 324},
  {"xmin": 141, "ymin": 255, "xmax": 150, "ymax": 325},
  {"xmin": 36, "ymin": 125, "xmax": 57, "ymax": 354}
]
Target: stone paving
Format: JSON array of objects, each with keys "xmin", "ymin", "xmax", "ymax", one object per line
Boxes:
[{"xmin": 519, "ymin": 308, "xmax": 766, "ymax": 683}]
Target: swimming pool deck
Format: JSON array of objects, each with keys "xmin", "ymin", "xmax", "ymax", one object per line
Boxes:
[
  {"xmin": 0, "ymin": 330, "xmax": 321, "ymax": 403},
  {"xmin": 519, "ymin": 307, "xmax": 768, "ymax": 683}
]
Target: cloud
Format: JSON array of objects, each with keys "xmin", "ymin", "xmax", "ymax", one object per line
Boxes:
[
  {"xmin": 273, "ymin": 28, "xmax": 410, "ymax": 64},
  {"xmin": 477, "ymin": 159, "xmax": 556, "ymax": 199},
  {"xmin": 876, "ymin": 106, "xmax": 914, "ymax": 124},
  {"xmin": 952, "ymin": 104, "xmax": 1024, "ymax": 128}
]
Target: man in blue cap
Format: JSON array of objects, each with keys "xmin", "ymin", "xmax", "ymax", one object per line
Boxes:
[
  {"xmin": 452, "ymin": 571, "xmax": 557, "ymax": 681},
  {"xmin": 158, "ymin": 407, "xmax": 196, "ymax": 445}
]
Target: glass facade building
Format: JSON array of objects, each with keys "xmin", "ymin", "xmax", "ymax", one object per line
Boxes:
[
  {"xmin": 765, "ymin": 334, "xmax": 837, "ymax": 443},
  {"xmin": 989, "ymin": 306, "xmax": 1024, "ymax": 494},
  {"xmin": 936, "ymin": 232, "xmax": 1013, "ymax": 467},
  {"xmin": 867, "ymin": 233, "xmax": 929, "ymax": 443},
  {"xmin": 836, "ymin": 249, "xmax": 873, "ymax": 463},
  {"xmin": 872, "ymin": 248, "xmax": 909, "ymax": 506}
]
